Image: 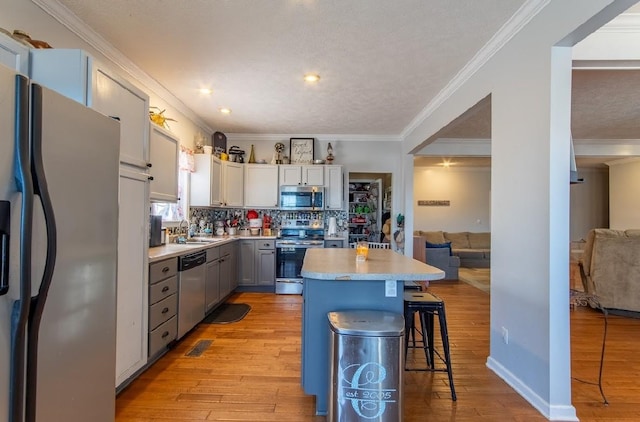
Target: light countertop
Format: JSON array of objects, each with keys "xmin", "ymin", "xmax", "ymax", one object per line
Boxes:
[
  {"xmin": 149, "ymin": 235, "xmax": 277, "ymax": 263},
  {"xmin": 301, "ymin": 248, "xmax": 445, "ymax": 281}
]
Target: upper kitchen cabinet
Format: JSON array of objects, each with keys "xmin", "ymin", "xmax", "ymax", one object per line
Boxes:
[
  {"xmin": 29, "ymin": 49, "xmax": 150, "ymax": 169},
  {"xmin": 324, "ymin": 165, "xmax": 344, "ymax": 210},
  {"xmin": 149, "ymin": 123, "xmax": 179, "ymax": 203},
  {"xmin": 279, "ymin": 165, "xmax": 324, "ymax": 186},
  {"xmin": 191, "ymin": 154, "xmax": 222, "ymax": 207},
  {"xmin": 0, "ymin": 32, "xmax": 29, "ymax": 73},
  {"xmin": 244, "ymin": 164, "xmax": 279, "ymax": 208},
  {"xmin": 191, "ymin": 155, "xmax": 243, "ymax": 207},
  {"xmin": 223, "ymin": 161, "xmax": 244, "ymax": 207}
]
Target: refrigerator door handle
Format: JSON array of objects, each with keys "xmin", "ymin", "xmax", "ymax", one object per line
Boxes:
[
  {"xmin": 25, "ymin": 83, "xmax": 59, "ymax": 422},
  {"xmin": 10, "ymin": 73, "xmax": 35, "ymax": 422},
  {"xmin": 0, "ymin": 200, "xmax": 9, "ymax": 295}
]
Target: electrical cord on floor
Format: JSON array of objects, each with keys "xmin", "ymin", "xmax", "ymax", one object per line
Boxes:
[{"xmin": 571, "ymin": 307, "xmax": 609, "ymax": 406}]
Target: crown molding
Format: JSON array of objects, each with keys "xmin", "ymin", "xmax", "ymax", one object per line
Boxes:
[
  {"xmin": 30, "ymin": 0, "xmax": 213, "ymax": 133},
  {"xmin": 400, "ymin": 0, "xmax": 551, "ymax": 140},
  {"xmin": 225, "ymin": 133, "xmax": 402, "ymax": 143}
]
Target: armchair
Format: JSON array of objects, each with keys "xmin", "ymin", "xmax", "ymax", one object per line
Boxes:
[
  {"xmin": 413, "ymin": 236, "xmax": 460, "ymax": 280},
  {"xmin": 579, "ymin": 228, "xmax": 640, "ymax": 314}
]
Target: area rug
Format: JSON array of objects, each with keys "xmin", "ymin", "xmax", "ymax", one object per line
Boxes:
[
  {"xmin": 202, "ymin": 303, "xmax": 251, "ymax": 324},
  {"xmin": 458, "ymin": 268, "xmax": 490, "ymax": 293}
]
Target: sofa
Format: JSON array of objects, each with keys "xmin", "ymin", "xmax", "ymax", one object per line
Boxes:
[
  {"xmin": 579, "ymin": 228, "xmax": 640, "ymax": 314},
  {"xmin": 414, "ymin": 230, "xmax": 491, "ymax": 268},
  {"xmin": 412, "ymin": 236, "xmax": 460, "ymax": 279}
]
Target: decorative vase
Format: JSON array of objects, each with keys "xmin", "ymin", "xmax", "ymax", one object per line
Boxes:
[{"xmin": 248, "ymin": 144, "xmax": 256, "ymax": 163}]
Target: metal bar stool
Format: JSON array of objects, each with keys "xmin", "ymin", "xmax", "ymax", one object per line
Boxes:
[{"xmin": 403, "ymin": 290, "xmax": 456, "ymax": 401}]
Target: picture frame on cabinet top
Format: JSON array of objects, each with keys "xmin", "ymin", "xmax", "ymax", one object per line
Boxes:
[{"xmin": 289, "ymin": 138, "xmax": 314, "ymax": 164}]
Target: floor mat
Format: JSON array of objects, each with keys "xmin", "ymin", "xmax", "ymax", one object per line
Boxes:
[{"xmin": 202, "ymin": 303, "xmax": 251, "ymax": 324}]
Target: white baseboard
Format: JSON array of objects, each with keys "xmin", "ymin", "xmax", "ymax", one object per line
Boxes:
[{"xmin": 486, "ymin": 356, "xmax": 578, "ymax": 421}]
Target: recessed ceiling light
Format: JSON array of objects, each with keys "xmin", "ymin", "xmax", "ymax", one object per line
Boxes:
[
  {"xmin": 199, "ymin": 88, "xmax": 213, "ymax": 95},
  {"xmin": 218, "ymin": 107, "xmax": 232, "ymax": 115},
  {"xmin": 303, "ymin": 73, "xmax": 320, "ymax": 83}
]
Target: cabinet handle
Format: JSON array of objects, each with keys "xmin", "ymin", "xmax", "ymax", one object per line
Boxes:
[
  {"xmin": 161, "ymin": 266, "xmax": 170, "ymax": 273},
  {"xmin": 147, "ymin": 163, "xmax": 152, "ymax": 168},
  {"xmin": 161, "ymin": 307, "xmax": 169, "ymax": 314},
  {"xmin": 148, "ymin": 176, "xmax": 154, "ymax": 181},
  {"xmin": 162, "ymin": 286, "xmax": 170, "ymax": 292},
  {"xmin": 219, "ymin": 258, "xmax": 225, "ymax": 263},
  {"xmin": 161, "ymin": 331, "xmax": 169, "ymax": 338}
]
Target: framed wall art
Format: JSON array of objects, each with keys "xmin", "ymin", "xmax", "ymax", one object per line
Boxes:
[{"xmin": 289, "ymin": 138, "xmax": 314, "ymax": 164}]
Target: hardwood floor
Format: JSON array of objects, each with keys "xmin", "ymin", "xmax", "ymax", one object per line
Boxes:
[{"xmin": 116, "ymin": 281, "xmax": 640, "ymax": 421}]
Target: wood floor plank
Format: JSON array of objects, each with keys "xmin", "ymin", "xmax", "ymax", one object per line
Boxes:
[{"xmin": 116, "ymin": 281, "xmax": 640, "ymax": 421}]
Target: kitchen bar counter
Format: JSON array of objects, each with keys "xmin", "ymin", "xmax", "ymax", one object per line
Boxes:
[
  {"xmin": 300, "ymin": 248, "xmax": 444, "ymax": 415},
  {"xmin": 149, "ymin": 235, "xmax": 277, "ymax": 262},
  {"xmin": 301, "ymin": 247, "xmax": 445, "ymax": 281}
]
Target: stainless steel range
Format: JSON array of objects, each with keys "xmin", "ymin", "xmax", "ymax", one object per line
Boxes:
[{"xmin": 275, "ymin": 218, "xmax": 324, "ymax": 294}]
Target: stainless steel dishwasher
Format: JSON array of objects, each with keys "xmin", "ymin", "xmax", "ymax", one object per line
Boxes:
[{"xmin": 177, "ymin": 250, "xmax": 207, "ymax": 339}]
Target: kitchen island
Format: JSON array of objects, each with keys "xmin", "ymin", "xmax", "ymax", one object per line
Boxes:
[{"xmin": 300, "ymin": 248, "xmax": 445, "ymax": 415}]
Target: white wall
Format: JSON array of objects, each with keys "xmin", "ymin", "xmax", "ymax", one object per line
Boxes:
[
  {"xmin": 570, "ymin": 168, "xmax": 609, "ymax": 239},
  {"xmin": 608, "ymin": 158, "xmax": 640, "ymax": 228},
  {"xmin": 413, "ymin": 166, "xmax": 490, "ymax": 232},
  {"xmin": 401, "ymin": 1, "xmax": 632, "ymax": 419},
  {"xmin": 1, "ymin": 0, "xmax": 209, "ymax": 149}
]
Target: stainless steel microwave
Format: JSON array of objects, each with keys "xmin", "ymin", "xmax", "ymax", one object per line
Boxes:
[{"xmin": 279, "ymin": 186, "xmax": 324, "ymax": 210}]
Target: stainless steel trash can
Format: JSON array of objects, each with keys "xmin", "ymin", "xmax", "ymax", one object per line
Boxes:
[{"xmin": 328, "ymin": 310, "xmax": 405, "ymax": 422}]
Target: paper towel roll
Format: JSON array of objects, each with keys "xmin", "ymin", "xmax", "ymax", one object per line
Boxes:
[{"xmin": 328, "ymin": 217, "xmax": 338, "ymax": 236}]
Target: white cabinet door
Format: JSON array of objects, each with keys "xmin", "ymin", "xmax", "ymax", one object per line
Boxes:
[
  {"xmin": 325, "ymin": 165, "xmax": 344, "ymax": 210},
  {"xmin": 279, "ymin": 165, "xmax": 302, "ymax": 185},
  {"xmin": 0, "ymin": 32, "xmax": 29, "ymax": 72},
  {"xmin": 92, "ymin": 68, "xmax": 149, "ymax": 168},
  {"xmin": 116, "ymin": 168, "xmax": 149, "ymax": 387},
  {"xmin": 279, "ymin": 165, "xmax": 324, "ymax": 186},
  {"xmin": 303, "ymin": 165, "xmax": 324, "ymax": 185},
  {"xmin": 149, "ymin": 124, "xmax": 179, "ymax": 202},
  {"xmin": 244, "ymin": 164, "xmax": 279, "ymax": 207},
  {"xmin": 30, "ymin": 49, "xmax": 150, "ymax": 169},
  {"xmin": 191, "ymin": 154, "xmax": 222, "ymax": 206},
  {"xmin": 223, "ymin": 161, "xmax": 244, "ymax": 207}
]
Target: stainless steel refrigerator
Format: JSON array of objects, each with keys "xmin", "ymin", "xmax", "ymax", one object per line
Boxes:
[{"xmin": 0, "ymin": 62, "xmax": 120, "ymax": 421}]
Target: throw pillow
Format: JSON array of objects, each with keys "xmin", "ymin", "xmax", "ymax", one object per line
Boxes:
[{"xmin": 426, "ymin": 241, "xmax": 452, "ymax": 255}]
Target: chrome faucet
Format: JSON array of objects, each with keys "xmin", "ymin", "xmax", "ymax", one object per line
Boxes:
[{"xmin": 176, "ymin": 219, "xmax": 189, "ymax": 243}]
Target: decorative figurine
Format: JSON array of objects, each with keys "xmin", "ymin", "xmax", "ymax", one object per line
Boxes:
[
  {"xmin": 274, "ymin": 142, "xmax": 285, "ymax": 164},
  {"xmin": 326, "ymin": 142, "xmax": 334, "ymax": 164}
]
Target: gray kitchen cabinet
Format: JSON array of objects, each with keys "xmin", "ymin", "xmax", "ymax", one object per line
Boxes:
[
  {"xmin": 238, "ymin": 240, "xmax": 256, "ymax": 286},
  {"xmin": 256, "ymin": 240, "xmax": 276, "ymax": 286},
  {"xmin": 149, "ymin": 123, "xmax": 179, "ymax": 203},
  {"xmin": 205, "ymin": 247, "xmax": 221, "ymax": 313},
  {"xmin": 219, "ymin": 242, "xmax": 236, "ymax": 297},
  {"xmin": 228, "ymin": 241, "xmax": 239, "ymax": 291},
  {"xmin": 148, "ymin": 258, "xmax": 178, "ymax": 360},
  {"xmin": 238, "ymin": 239, "xmax": 275, "ymax": 288}
]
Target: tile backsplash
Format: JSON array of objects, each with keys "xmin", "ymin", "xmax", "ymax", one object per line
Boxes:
[{"xmin": 189, "ymin": 207, "xmax": 347, "ymax": 231}]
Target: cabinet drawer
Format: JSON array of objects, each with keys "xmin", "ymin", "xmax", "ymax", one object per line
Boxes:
[
  {"xmin": 256, "ymin": 239, "xmax": 275, "ymax": 250},
  {"xmin": 149, "ymin": 294, "xmax": 178, "ymax": 331},
  {"xmin": 207, "ymin": 246, "xmax": 220, "ymax": 262},
  {"xmin": 220, "ymin": 242, "xmax": 235, "ymax": 256},
  {"xmin": 148, "ymin": 316, "xmax": 177, "ymax": 358},
  {"xmin": 149, "ymin": 275, "xmax": 177, "ymax": 305},
  {"xmin": 149, "ymin": 258, "xmax": 177, "ymax": 284},
  {"xmin": 324, "ymin": 240, "xmax": 344, "ymax": 248}
]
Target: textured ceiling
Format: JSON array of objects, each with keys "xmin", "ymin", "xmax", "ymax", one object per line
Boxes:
[{"xmin": 54, "ymin": 0, "xmax": 526, "ymax": 135}]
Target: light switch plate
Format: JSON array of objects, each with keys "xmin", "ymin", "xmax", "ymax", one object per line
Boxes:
[{"xmin": 385, "ymin": 280, "xmax": 397, "ymax": 297}]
